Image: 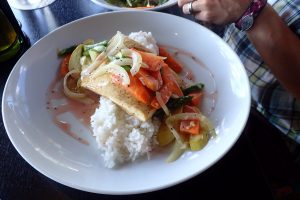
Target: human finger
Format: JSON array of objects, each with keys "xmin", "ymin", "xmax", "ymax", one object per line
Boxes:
[
  {"xmin": 193, "ymin": 9, "xmax": 217, "ymax": 23},
  {"xmin": 178, "ymin": 0, "xmax": 193, "ymax": 8},
  {"xmin": 182, "ymin": 1, "xmax": 197, "ymax": 15}
]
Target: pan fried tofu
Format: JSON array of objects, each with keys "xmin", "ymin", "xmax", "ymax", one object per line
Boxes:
[{"xmin": 81, "ymin": 74, "xmax": 156, "ymax": 121}]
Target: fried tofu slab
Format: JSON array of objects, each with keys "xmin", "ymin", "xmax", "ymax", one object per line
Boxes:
[{"xmin": 81, "ymin": 74, "xmax": 156, "ymax": 121}]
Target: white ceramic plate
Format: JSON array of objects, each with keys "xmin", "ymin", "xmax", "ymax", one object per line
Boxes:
[
  {"xmin": 2, "ymin": 11, "xmax": 250, "ymax": 194},
  {"xmin": 90, "ymin": 0, "xmax": 177, "ymax": 11}
]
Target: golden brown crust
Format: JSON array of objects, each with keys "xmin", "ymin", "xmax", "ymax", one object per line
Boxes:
[{"xmin": 81, "ymin": 74, "xmax": 156, "ymax": 121}]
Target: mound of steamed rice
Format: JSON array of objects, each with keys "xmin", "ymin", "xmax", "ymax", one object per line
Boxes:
[
  {"xmin": 90, "ymin": 31, "xmax": 160, "ymax": 168},
  {"xmin": 91, "ymin": 97, "xmax": 159, "ymax": 168},
  {"xmin": 128, "ymin": 31, "xmax": 159, "ymax": 55}
]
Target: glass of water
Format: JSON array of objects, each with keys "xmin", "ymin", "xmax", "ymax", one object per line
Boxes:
[{"xmin": 7, "ymin": 0, "xmax": 57, "ymax": 10}]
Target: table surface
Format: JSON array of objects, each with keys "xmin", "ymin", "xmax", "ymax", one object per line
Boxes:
[{"xmin": 0, "ymin": 0, "xmax": 279, "ymax": 199}]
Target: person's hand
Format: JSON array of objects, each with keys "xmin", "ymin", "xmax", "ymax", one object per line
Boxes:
[{"xmin": 178, "ymin": 0, "xmax": 252, "ymax": 25}]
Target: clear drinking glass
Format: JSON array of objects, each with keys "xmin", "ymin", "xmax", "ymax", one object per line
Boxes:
[{"xmin": 7, "ymin": 0, "xmax": 57, "ymax": 10}]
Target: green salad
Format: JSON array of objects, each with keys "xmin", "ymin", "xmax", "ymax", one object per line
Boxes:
[{"xmin": 106, "ymin": 0, "xmax": 168, "ymax": 8}]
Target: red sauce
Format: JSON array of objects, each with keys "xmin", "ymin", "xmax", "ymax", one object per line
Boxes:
[{"xmin": 46, "ymin": 76, "xmax": 99, "ymax": 145}]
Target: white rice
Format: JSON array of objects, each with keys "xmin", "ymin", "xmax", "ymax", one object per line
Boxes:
[
  {"xmin": 128, "ymin": 31, "xmax": 159, "ymax": 55},
  {"xmin": 90, "ymin": 31, "xmax": 160, "ymax": 168},
  {"xmin": 91, "ymin": 96, "xmax": 159, "ymax": 168}
]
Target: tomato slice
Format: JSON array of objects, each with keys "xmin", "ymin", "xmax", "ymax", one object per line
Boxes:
[
  {"xmin": 183, "ymin": 105, "xmax": 199, "ymax": 113},
  {"xmin": 132, "ymin": 49, "xmax": 165, "ymax": 71},
  {"xmin": 60, "ymin": 53, "xmax": 71, "ymax": 77},
  {"xmin": 113, "ymin": 73, "xmax": 152, "ymax": 105},
  {"xmin": 149, "ymin": 70, "xmax": 163, "ymax": 90},
  {"xmin": 161, "ymin": 64, "xmax": 183, "ymax": 97},
  {"xmin": 158, "ymin": 47, "xmax": 183, "ymax": 73},
  {"xmin": 180, "ymin": 105, "xmax": 201, "ymax": 135},
  {"xmin": 188, "ymin": 92, "xmax": 203, "ymax": 107},
  {"xmin": 136, "ymin": 68, "xmax": 160, "ymax": 91},
  {"xmin": 151, "ymin": 82, "xmax": 173, "ymax": 109}
]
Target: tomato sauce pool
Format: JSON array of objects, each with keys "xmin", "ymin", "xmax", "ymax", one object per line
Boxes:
[{"xmin": 46, "ymin": 75, "xmax": 99, "ymax": 145}]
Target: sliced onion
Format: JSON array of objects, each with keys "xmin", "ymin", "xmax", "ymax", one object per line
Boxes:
[
  {"xmin": 106, "ymin": 31, "xmax": 125, "ymax": 57},
  {"xmin": 165, "ymin": 118, "xmax": 184, "ymax": 147},
  {"xmin": 171, "ymin": 94, "xmax": 180, "ymax": 98},
  {"xmin": 111, "ymin": 58, "xmax": 132, "ymax": 66},
  {"xmin": 120, "ymin": 48, "xmax": 132, "ymax": 57},
  {"xmin": 159, "ymin": 56, "xmax": 167, "ymax": 60},
  {"xmin": 130, "ymin": 51, "xmax": 142, "ymax": 76},
  {"xmin": 156, "ymin": 92, "xmax": 170, "ymax": 116},
  {"xmin": 126, "ymin": 0, "xmax": 132, "ymax": 6},
  {"xmin": 167, "ymin": 113, "xmax": 204, "ymax": 124},
  {"xmin": 81, "ymin": 52, "xmax": 106, "ymax": 77},
  {"xmin": 121, "ymin": 49, "xmax": 142, "ymax": 76},
  {"xmin": 141, "ymin": 62, "xmax": 149, "ymax": 69},
  {"xmin": 68, "ymin": 44, "xmax": 83, "ymax": 72},
  {"xmin": 63, "ymin": 69, "xmax": 86, "ymax": 99},
  {"xmin": 63, "ymin": 70, "xmax": 95, "ymax": 104},
  {"xmin": 91, "ymin": 63, "xmax": 130, "ymax": 86},
  {"xmin": 166, "ymin": 140, "xmax": 187, "ymax": 163},
  {"xmin": 74, "ymin": 97, "xmax": 95, "ymax": 104},
  {"xmin": 81, "ymin": 32, "xmax": 128, "ymax": 79}
]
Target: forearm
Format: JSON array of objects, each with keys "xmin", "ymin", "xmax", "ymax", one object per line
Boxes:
[
  {"xmin": 178, "ymin": 0, "xmax": 300, "ymax": 98},
  {"xmin": 247, "ymin": 4, "xmax": 300, "ymax": 99}
]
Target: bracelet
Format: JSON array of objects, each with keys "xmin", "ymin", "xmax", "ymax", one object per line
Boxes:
[{"xmin": 234, "ymin": 0, "xmax": 267, "ymax": 31}]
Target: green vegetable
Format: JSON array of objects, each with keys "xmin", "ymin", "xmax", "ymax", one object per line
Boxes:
[
  {"xmin": 68, "ymin": 44, "xmax": 84, "ymax": 71},
  {"xmin": 157, "ymin": 121, "xmax": 175, "ymax": 147},
  {"xmin": 89, "ymin": 50, "xmax": 99, "ymax": 61},
  {"xmin": 114, "ymin": 52, "xmax": 124, "ymax": 59},
  {"xmin": 154, "ymin": 96, "xmax": 192, "ymax": 118},
  {"xmin": 106, "ymin": 0, "xmax": 127, "ymax": 7},
  {"xmin": 189, "ymin": 133, "xmax": 209, "ymax": 151},
  {"xmin": 82, "ymin": 51, "xmax": 90, "ymax": 56},
  {"xmin": 82, "ymin": 40, "xmax": 107, "ymax": 57},
  {"xmin": 183, "ymin": 83, "xmax": 205, "ymax": 95},
  {"xmin": 158, "ymin": 0, "xmax": 168, "ymax": 4},
  {"xmin": 190, "ymin": 113, "xmax": 216, "ymax": 151},
  {"xmin": 83, "ymin": 40, "xmax": 108, "ymax": 51},
  {"xmin": 166, "ymin": 141, "xmax": 187, "ymax": 163},
  {"xmin": 167, "ymin": 96, "xmax": 193, "ymax": 108},
  {"xmin": 57, "ymin": 45, "xmax": 77, "ymax": 57},
  {"xmin": 121, "ymin": 65, "xmax": 131, "ymax": 72},
  {"xmin": 93, "ymin": 46, "xmax": 106, "ymax": 52}
]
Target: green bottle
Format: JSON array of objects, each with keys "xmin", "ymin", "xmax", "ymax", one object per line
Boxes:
[{"xmin": 0, "ymin": 0, "xmax": 27, "ymax": 63}]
